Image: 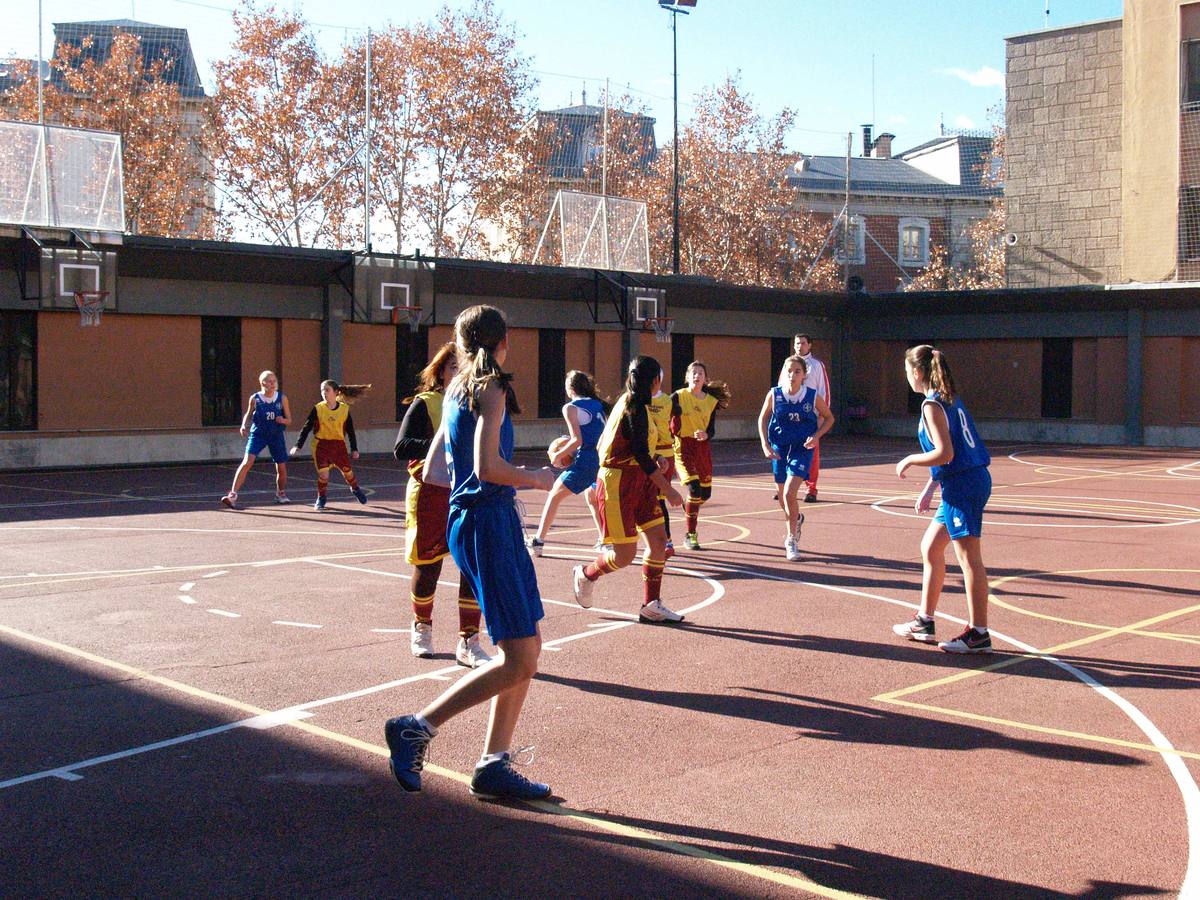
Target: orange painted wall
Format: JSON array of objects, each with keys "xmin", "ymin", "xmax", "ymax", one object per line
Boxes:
[
  {"xmin": 38, "ymin": 311, "xmax": 200, "ymax": 430},
  {"xmin": 280, "ymin": 320, "xmax": 322, "ymax": 408},
  {"xmin": 343, "ymin": 323, "xmax": 396, "ymax": 426},
  {"xmin": 593, "ymin": 331, "xmax": 624, "ymax": 400},
  {"xmin": 693, "ymin": 336, "xmax": 773, "ymax": 417},
  {"xmin": 505, "ymin": 327, "xmax": 539, "ymax": 419},
  {"xmin": 241, "ymin": 318, "xmax": 280, "ymax": 402},
  {"xmin": 1140, "ymin": 336, "xmax": 1200, "ymax": 426}
]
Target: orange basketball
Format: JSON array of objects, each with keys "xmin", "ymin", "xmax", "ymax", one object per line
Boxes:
[{"xmin": 548, "ymin": 435, "xmax": 574, "ymax": 468}]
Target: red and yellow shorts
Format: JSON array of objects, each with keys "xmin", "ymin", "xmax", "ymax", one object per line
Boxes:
[
  {"xmin": 313, "ymin": 438, "xmax": 351, "ymax": 472},
  {"xmin": 675, "ymin": 437, "xmax": 713, "ymax": 487},
  {"xmin": 596, "ymin": 465, "xmax": 664, "ymax": 545},
  {"xmin": 405, "ymin": 478, "xmax": 450, "ymax": 565}
]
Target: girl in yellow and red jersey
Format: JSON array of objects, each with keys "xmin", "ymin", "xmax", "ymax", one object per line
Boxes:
[
  {"xmin": 647, "ymin": 381, "xmax": 677, "ymax": 559},
  {"xmin": 571, "ymin": 355, "xmax": 684, "ymax": 624},
  {"xmin": 671, "ymin": 361, "xmax": 732, "ymax": 550},
  {"xmin": 290, "ymin": 381, "xmax": 370, "ymax": 510},
  {"xmin": 393, "ymin": 343, "xmax": 491, "ymax": 669}
]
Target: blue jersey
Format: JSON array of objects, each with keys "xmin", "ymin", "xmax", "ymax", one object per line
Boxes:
[
  {"xmin": 767, "ymin": 386, "xmax": 818, "ymax": 449},
  {"xmin": 250, "ymin": 391, "xmax": 285, "ymax": 436},
  {"xmin": 918, "ymin": 393, "xmax": 990, "ymax": 482},
  {"xmin": 444, "ymin": 390, "xmax": 516, "ymax": 508},
  {"xmin": 569, "ymin": 397, "xmax": 606, "ymax": 460}
]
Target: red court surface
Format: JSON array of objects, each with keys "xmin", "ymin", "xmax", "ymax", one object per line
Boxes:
[{"xmin": 1, "ymin": 437, "xmax": 1198, "ymax": 897}]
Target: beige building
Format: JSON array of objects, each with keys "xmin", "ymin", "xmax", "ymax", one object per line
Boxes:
[{"xmin": 1006, "ymin": 1, "xmax": 1200, "ymax": 287}]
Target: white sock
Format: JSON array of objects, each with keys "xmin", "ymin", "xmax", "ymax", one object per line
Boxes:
[
  {"xmin": 917, "ymin": 613, "xmax": 933, "ymax": 623},
  {"xmin": 477, "ymin": 751, "xmax": 506, "ymax": 768},
  {"xmin": 975, "ymin": 626, "xmax": 989, "ymax": 635},
  {"xmin": 414, "ymin": 714, "xmax": 437, "ymax": 736}
]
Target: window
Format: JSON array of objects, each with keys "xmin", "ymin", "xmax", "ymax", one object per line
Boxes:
[
  {"xmin": 537, "ymin": 329, "xmax": 566, "ymax": 418},
  {"xmin": 1185, "ymin": 40, "xmax": 1200, "ymax": 104},
  {"xmin": 396, "ymin": 324, "xmax": 429, "ymax": 421},
  {"xmin": 1181, "ymin": 187, "xmax": 1200, "ymax": 260},
  {"xmin": 201, "ymin": 317, "xmax": 241, "ymax": 427},
  {"xmin": 670, "ymin": 331, "xmax": 694, "ymax": 393},
  {"xmin": 1041, "ymin": 338, "xmax": 1074, "ymax": 419},
  {"xmin": 834, "ymin": 215, "xmax": 865, "ymax": 265},
  {"xmin": 770, "ymin": 336, "xmax": 791, "ymax": 387},
  {"xmin": 0, "ymin": 312, "xmax": 36, "ymax": 430},
  {"xmin": 899, "ymin": 218, "xmax": 930, "ymax": 267}
]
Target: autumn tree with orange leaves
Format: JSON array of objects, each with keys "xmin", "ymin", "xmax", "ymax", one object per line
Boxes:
[
  {"xmin": 0, "ymin": 30, "xmax": 210, "ymax": 237},
  {"xmin": 205, "ymin": 6, "xmax": 352, "ymax": 247}
]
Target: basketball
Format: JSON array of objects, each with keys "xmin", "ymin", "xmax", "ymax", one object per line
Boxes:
[{"xmin": 548, "ymin": 435, "xmax": 574, "ymax": 468}]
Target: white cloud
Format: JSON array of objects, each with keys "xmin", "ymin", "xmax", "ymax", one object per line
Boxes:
[
  {"xmin": 944, "ymin": 66, "xmax": 1005, "ymax": 88},
  {"xmin": 887, "ymin": 114, "xmax": 908, "ymax": 126},
  {"xmin": 954, "ymin": 114, "xmax": 977, "ymax": 129}
]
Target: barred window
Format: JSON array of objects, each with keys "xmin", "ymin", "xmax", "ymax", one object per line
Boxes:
[{"xmin": 1180, "ymin": 186, "xmax": 1200, "ymax": 260}]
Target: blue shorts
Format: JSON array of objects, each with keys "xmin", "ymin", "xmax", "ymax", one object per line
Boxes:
[
  {"xmin": 771, "ymin": 444, "xmax": 814, "ymax": 484},
  {"xmin": 246, "ymin": 430, "xmax": 289, "ymax": 463},
  {"xmin": 447, "ymin": 501, "xmax": 544, "ymax": 643},
  {"xmin": 558, "ymin": 454, "xmax": 600, "ymax": 495},
  {"xmin": 935, "ymin": 466, "xmax": 992, "ymax": 539}
]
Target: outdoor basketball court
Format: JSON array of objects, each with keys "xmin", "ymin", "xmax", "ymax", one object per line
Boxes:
[{"xmin": 1, "ymin": 437, "xmax": 1197, "ymax": 897}]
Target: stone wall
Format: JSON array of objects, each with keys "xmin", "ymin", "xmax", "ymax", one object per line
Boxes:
[{"xmin": 1005, "ymin": 20, "xmax": 1123, "ymax": 287}]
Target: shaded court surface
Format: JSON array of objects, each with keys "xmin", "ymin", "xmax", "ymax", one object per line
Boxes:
[{"xmin": 1, "ymin": 438, "xmax": 1197, "ymax": 898}]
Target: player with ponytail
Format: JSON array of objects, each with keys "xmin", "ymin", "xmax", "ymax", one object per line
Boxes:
[
  {"xmin": 671, "ymin": 361, "xmax": 731, "ymax": 551},
  {"xmin": 291, "ymin": 379, "xmax": 371, "ymax": 510}
]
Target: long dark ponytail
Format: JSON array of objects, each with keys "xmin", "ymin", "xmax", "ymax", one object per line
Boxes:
[{"xmin": 450, "ymin": 305, "xmax": 520, "ymax": 414}]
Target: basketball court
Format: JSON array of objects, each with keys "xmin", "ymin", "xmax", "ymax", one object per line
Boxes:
[{"xmin": 1, "ymin": 437, "xmax": 1197, "ymax": 896}]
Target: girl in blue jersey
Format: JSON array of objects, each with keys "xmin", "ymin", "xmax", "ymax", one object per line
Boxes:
[
  {"xmin": 221, "ymin": 370, "xmax": 292, "ymax": 509},
  {"xmin": 527, "ymin": 370, "xmax": 607, "ymax": 556},
  {"xmin": 385, "ymin": 305, "xmax": 557, "ymax": 802},
  {"xmin": 893, "ymin": 344, "xmax": 994, "ymax": 654},
  {"xmin": 757, "ymin": 355, "xmax": 834, "ymax": 561}
]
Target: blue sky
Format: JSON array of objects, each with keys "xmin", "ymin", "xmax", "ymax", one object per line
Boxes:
[{"xmin": 4, "ymin": 0, "xmax": 1122, "ymax": 156}]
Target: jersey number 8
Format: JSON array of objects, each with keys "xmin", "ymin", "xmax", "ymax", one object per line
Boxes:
[{"xmin": 958, "ymin": 408, "xmax": 976, "ymax": 448}]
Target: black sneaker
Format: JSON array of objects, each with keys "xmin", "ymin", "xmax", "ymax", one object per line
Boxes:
[
  {"xmin": 469, "ymin": 753, "xmax": 551, "ymax": 801},
  {"xmin": 384, "ymin": 715, "xmax": 433, "ymax": 792},
  {"xmin": 893, "ymin": 615, "xmax": 937, "ymax": 643},
  {"xmin": 804, "ymin": 490, "xmax": 818, "ymax": 503},
  {"xmin": 939, "ymin": 627, "xmax": 992, "ymax": 654}
]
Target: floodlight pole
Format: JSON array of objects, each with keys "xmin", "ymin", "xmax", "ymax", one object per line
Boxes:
[
  {"xmin": 37, "ymin": 0, "xmax": 44, "ymax": 124},
  {"xmin": 660, "ymin": 2, "xmax": 691, "ymax": 275},
  {"xmin": 364, "ymin": 27, "xmax": 372, "ymax": 252}
]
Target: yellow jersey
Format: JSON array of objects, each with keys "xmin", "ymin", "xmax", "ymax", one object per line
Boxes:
[
  {"xmin": 314, "ymin": 400, "xmax": 351, "ymax": 441},
  {"xmin": 597, "ymin": 393, "xmax": 658, "ymax": 470},
  {"xmin": 672, "ymin": 389, "xmax": 718, "ymax": 441},
  {"xmin": 648, "ymin": 391, "xmax": 674, "ymax": 457}
]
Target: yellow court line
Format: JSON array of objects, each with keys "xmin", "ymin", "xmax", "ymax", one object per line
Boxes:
[
  {"xmin": 875, "ymin": 598, "xmax": 1200, "ymax": 704},
  {"xmin": 1002, "ymin": 462, "xmax": 1182, "ymax": 488},
  {"xmin": 882, "ymin": 698, "xmax": 1200, "ymax": 761},
  {"xmin": 0, "ymin": 623, "xmax": 855, "ymax": 897}
]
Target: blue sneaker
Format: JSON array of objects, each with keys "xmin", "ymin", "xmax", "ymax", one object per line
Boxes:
[
  {"xmin": 384, "ymin": 715, "xmax": 432, "ymax": 792},
  {"xmin": 469, "ymin": 753, "xmax": 551, "ymax": 801},
  {"xmin": 353, "ymin": 486, "xmax": 368, "ymax": 505},
  {"xmin": 314, "ymin": 495, "xmax": 327, "ymax": 511}
]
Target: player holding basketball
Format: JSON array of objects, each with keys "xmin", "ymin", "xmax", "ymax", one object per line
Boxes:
[
  {"xmin": 671, "ymin": 361, "xmax": 731, "ymax": 551},
  {"xmin": 758, "ymin": 355, "xmax": 834, "ymax": 561},
  {"xmin": 794, "ymin": 333, "xmax": 830, "ymax": 503},
  {"xmin": 385, "ymin": 305, "xmax": 557, "ymax": 801},
  {"xmin": 290, "ymin": 381, "xmax": 370, "ymax": 510},
  {"xmin": 572, "ymin": 356, "xmax": 685, "ymax": 623},
  {"xmin": 893, "ymin": 345, "xmax": 994, "ymax": 653},
  {"xmin": 222, "ymin": 370, "xmax": 291, "ymax": 508},
  {"xmin": 394, "ymin": 343, "xmax": 491, "ymax": 669},
  {"xmin": 527, "ymin": 370, "xmax": 606, "ymax": 556}
]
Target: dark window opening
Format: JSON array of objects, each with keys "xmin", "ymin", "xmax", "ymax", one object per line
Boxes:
[
  {"xmin": 0, "ymin": 312, "xmax": 36, "ymax": 430},
  {"xmin": 537, "ymin": 329, "xmax": 566, "ymax": 419},
  {"xmin": 670, "ymin": 332, "xmax": 694, "ymax": 394},
  {"xmin": 1181, "ymin": 186, "xmax": 1200, "ymax": 260},
  {"xmin": 396, "ymin": 326, "xmax": 430, "ymax": 421},
  {"xmin": 201, "ymin": 317, "xmax": 241, "ymax": 427},
  {"xmin": 770, "ymin": 337, "xmax": 790, "ymax": 390},
  {"xmin": 1185, "ymin": 40, "xmax": 1200, "ymax": 104},
  {"xmin": 1041, "ymin": 337, "xmax": 1074, "ymax": 419}
]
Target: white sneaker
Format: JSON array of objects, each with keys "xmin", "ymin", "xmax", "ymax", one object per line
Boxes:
[
  {"xmin": 794, "ymin": 512, "xmax": 805, "ymax": 542},
  {"xmin": 571, "ymin": 564, "xmax": 594, "ymax": 609},
  {"xmin": 456, "ymin": 633, "xmax": 493, "ymax": 668},
  {"xmin": 410, "ymin": 621, "xmax": 434, "ymax": 658},
  {"xmin": 220, "ymin": 492, "xmax": 239, "ymax": 509},
  {"xmin": 785, "ymin": 536, "xmax": 801, "ymax": 561},
  {"xmin": 525, "ymin": 536, "xmax": 544, "ymax": 557},
  {"xmin": 275, "ymin": 493, "xmax": 292, "ymax": 505},
  {"xmin": 592, "ymin": 537, "xmax": 606, "ymax": 551},
  {"xmin": 639, "ymin": 598, "xmax": 685, "ymax": 624}
]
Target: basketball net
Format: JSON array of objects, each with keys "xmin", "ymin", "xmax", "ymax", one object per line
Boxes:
[
  {"xmin": 74, "ymin": 291, "xmax": 108, "ymax": 327},
  {"xmin": 391, "ymin": 305, "xmax": 422, "ymax": 333},
  {"xmin": 645, "ymin": 317, "xmax": 674, "ymax": 343}
]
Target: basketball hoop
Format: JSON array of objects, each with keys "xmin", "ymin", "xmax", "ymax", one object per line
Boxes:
[
  {"xmin": 74, "ymin": 290, "xmax": 109, "ymax": 327},
  {"xmin": 390, "ymin": 304, "xmax": 423, "ymax": 333},
  {"xmin": 643, "ymin": 316, "xmax": 674, "ymax": 343}
]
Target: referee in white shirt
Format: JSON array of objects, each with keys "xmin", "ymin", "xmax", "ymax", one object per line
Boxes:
[{"xmin": 793, "ymin": 333, "xmax": 829, "ymax": 502}]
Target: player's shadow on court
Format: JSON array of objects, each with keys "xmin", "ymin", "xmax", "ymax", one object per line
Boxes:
[
  {"xmin": 548, "ymin": 810, "xmax": 1171, "ymax": 899},
  {"xmin": 536, "ymin": 673, "xmax": 1142, "ymax": 767}
]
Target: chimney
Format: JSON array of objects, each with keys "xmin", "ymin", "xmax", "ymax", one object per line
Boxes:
[
  {"xmin": 871, "ymin": 133, "xmax": 894, "ymax": 159},
  {"xmin": 862, "ymin": 124, "xmax": 873, "ymax": 157}
]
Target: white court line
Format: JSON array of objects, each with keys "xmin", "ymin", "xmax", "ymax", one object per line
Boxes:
[
  {"xmin": 871, "ymin": 493, "xmax": 1200, "ymax": 530},
  {"xmin": 207, "ymin": 609, "xmax": 240, "ymax": 618},
  {"xmin": 371, "ymin": 628, "xmax": 409, "ymax": 634},
  {"xmin": 179, "ymin": 582, "xmax": 194, "ymax": 592},
  {"xmin": 177, "ymin": 596, "xmax": 196, "ymax": 605},
  {"xmin": 202, "ymin": 570, "xmax": 228, "ymax": 579},
  {"xmin": 273, "ymin": 621, "xmax": 321, "ymax": 629}
]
